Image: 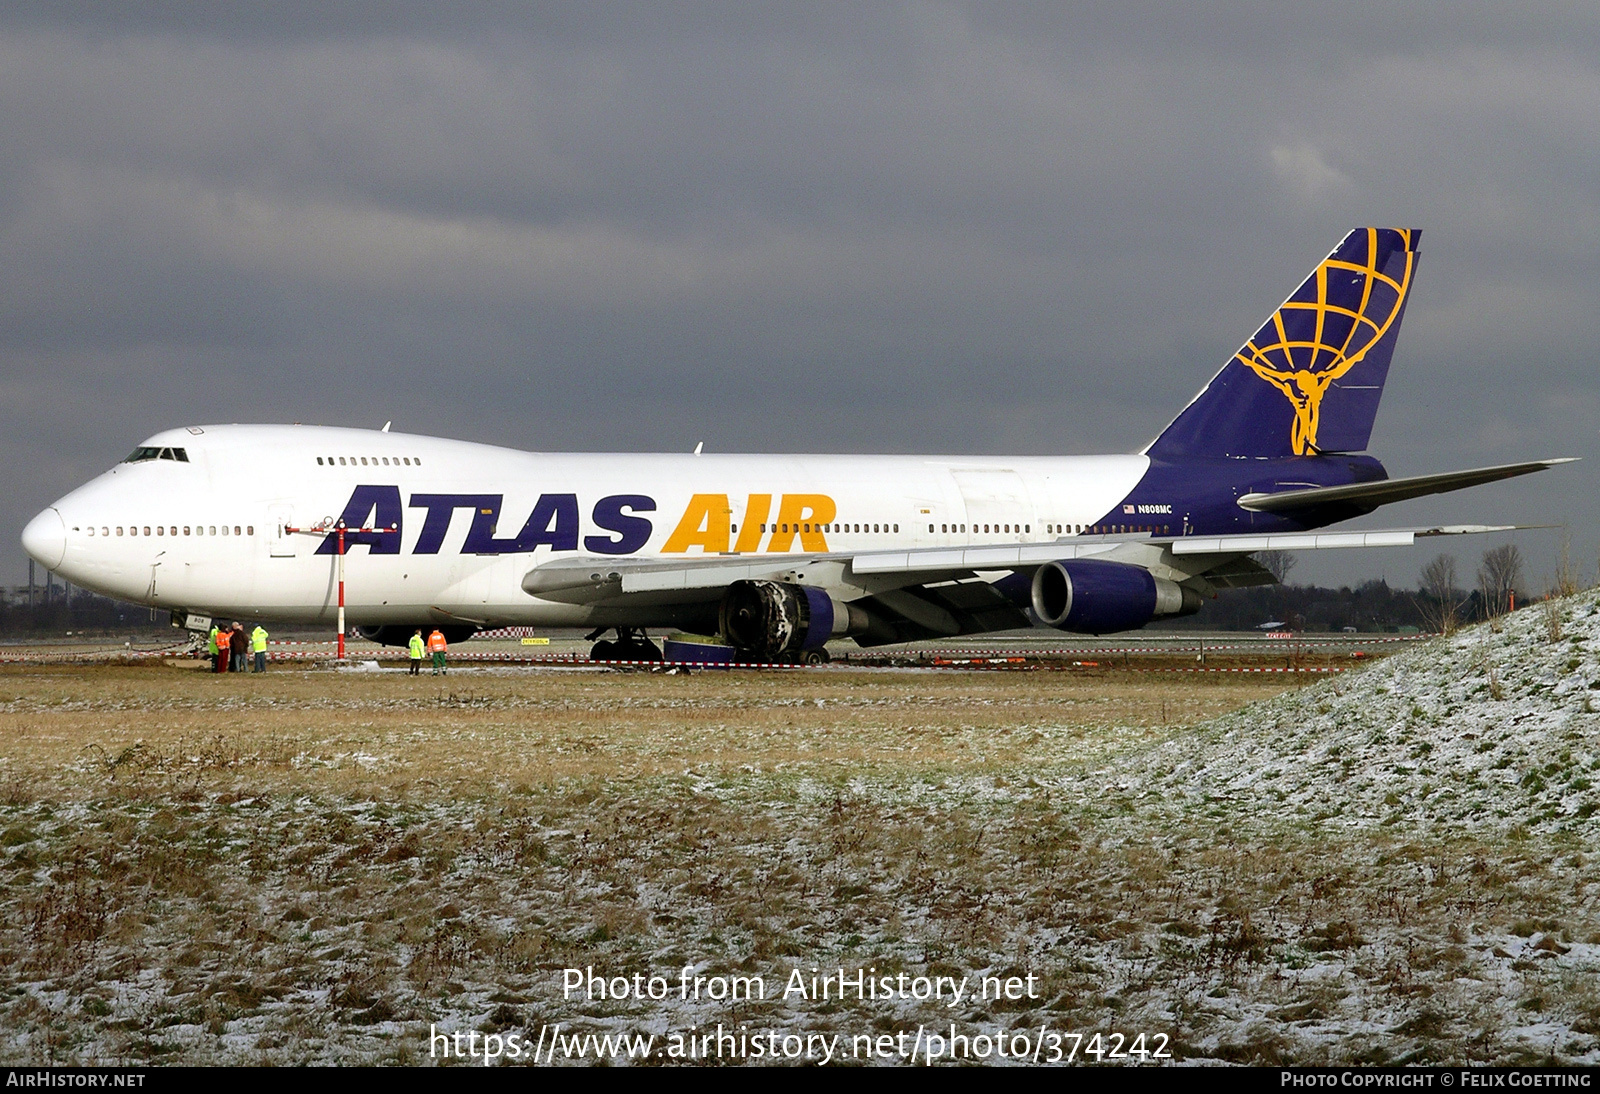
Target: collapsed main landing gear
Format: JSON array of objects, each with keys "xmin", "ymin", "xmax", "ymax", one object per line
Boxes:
[{"xmin": 587, "ymin": 627, "xmax": 663, "ymax": 663}]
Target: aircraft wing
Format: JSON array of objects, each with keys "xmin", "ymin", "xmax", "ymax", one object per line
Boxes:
[
  {"xmin": 521, "ymin": 523, "xmax": 1519, "ymax": 605},
  {"xmin": 1236, "ymin": 459, "xmax": 1576, "ymax": 514}
]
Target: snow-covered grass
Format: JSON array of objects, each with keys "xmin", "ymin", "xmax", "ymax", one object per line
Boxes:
[
  {"xmin": 0, "ymin": 606, "xmax": 1597, "ymax": 1065},
  {"xmin": 1121, "ymin": 597, "xmax": 1600, "ymax": 838}
]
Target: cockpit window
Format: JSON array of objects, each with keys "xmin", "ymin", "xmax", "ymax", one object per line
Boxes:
[{"xmin": 122, "ymin": 446, "xmax": 189, "ymax": 463}]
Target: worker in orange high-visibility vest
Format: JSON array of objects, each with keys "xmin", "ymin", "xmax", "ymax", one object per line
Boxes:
[{"xmin": 427, "ymin": 628, "xmax": 448, "ymax": 675}]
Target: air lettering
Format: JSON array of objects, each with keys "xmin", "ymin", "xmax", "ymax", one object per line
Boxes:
[
  {"xmin": 767, "ymin": 494, "xmax": 836, "ymax": 553},
  {"xmin": 732, "ymin": 494, "xmax": 771, "ymax": 553},
  {"xmin": 661, "ymin": 494, "xmax": 731, "ymax": 554}
]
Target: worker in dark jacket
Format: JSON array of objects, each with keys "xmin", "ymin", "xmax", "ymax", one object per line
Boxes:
[{"xmin": 231, "ymin": 623, "xmax": 249, "ymax": 673}]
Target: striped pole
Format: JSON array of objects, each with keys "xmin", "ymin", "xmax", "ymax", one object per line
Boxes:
[
  {"xmin": 283, "ymin": 520, "xmax": 394, "ymax": 661},
  {"xmin": 336, "ymin": 523, "xmax": 346, "ymax": 660}
]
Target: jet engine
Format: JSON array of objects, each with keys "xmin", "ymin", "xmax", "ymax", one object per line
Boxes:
[
  {"xmin": 719, "ymin": 580, "xmax": 866, "ymax": 661},
  {"xmin": 1030, "ymin": 559, "xmax": 1201, "ymax": 635}
]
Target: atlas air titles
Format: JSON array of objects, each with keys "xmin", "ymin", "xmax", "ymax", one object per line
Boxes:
[{"xmin": 325, "ymin": 486, "xmax": 839, "ymax": 556}]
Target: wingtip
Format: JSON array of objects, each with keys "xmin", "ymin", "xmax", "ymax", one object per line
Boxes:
[
  {"xmin": 1416, "ymin": 523, "xmax": 1561, "ymax": 536},
  {"xmin": 1416, "ymin": 524, "xmax": 1519, "ymax": 536}
]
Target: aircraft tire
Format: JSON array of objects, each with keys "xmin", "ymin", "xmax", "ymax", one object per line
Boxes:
[
  {"xmin": 589, "ymin": 640, "xmax": 617, "ymax": 662},
  {"xmin": 801, "ymin": 648, "xmax": 830, "ymax": 666}
]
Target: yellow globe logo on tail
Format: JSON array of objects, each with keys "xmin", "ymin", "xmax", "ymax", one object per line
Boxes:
[{"xmin": 1235, "ymin": 227, "xmax": 1417, "ymax": 455}]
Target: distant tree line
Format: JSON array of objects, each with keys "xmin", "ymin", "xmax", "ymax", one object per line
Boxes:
[
  {"xmin": 1166, "ymin": 578, "xmax": 1435, "ymax": 633},
  {"xmin": 0, "ymin": 584, "xmax": 157, "ymax": 637},
  {"xmin": 1169, "ymin": 544, "xmax": 1538, "ymax": 633}
]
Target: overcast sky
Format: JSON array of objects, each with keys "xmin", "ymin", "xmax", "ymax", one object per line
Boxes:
[{"xmin": 3, "ymin": 2, "xmax": 1595, "ymax": 590}]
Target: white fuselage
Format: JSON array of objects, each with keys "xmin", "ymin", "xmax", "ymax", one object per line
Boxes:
[{"xmin": 25, "ymin": 424, "xmax": 1150, "ymax": 628}]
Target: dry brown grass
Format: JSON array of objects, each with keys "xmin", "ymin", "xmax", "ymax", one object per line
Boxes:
[
  {"xmin": 0, "ymin": 662, "xmax": 1283, "ymax": 794},
  {"xmin": 1, "ymin": 660, "xmax": 1596, "ymax": 1066}
]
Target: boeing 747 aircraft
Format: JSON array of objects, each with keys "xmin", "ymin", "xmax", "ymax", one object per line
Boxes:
[{"xmin": 21, "ymin": 229, "xmax": 1573, "ymax": 662}]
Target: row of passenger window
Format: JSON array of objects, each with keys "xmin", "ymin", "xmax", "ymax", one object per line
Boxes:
[
  {"xmin": 741, "ymin": 521, "xmax": 1171, "ymax": 537},
  {"xmin": 744, "ymin": 522, "xmax": 900, "ymax": 534},
  {"xmin": 932, "ymin": 522, "xmax": 1031, "ymax": 534},
  {"xmin": 922, "ymin": 521, "xmax": 1175, "ymax": 536},
  {"xmin": 82, "ymin": 524, "xmax": 254, "ymax": 538},
  {"xmin": 926, "ymin": 522, "xmax": 1172, "ymax": 537},
  {"xmin": 925, "ymin": 522, "xmax": 1176, "ymax": 536},
  {"xmin": 720, "ymin": 521, "xmax": 1173, "ymax": 537},
  {"xmin": 317, "ymin": 456, "xmax": 421, "ymax": 467},
  {"xmin": 1057, "ymin": 523, "xmax": 1172, "ymax": 535},
  {"xmin": 77, "ymin": 518, "xmax": 1167, "ymax": 541}
]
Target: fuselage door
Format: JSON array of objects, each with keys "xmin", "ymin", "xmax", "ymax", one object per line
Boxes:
[{"xmin": 269, "ymin": 504, "xmax": 297, "ymax": 558}]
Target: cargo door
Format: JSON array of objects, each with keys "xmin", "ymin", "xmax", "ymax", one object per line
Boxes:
[{"xmin": 950, "ymin": 469, "xmax": 1033, "ymax": 534}]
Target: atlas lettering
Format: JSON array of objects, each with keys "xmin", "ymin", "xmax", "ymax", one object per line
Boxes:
[
  {"xmin": 324, "ymin": 488, "xmax": 837, "ymax": 556},
  {"xmin": 410, "ymin": 492, "xmax": 582, "ymax": 554},
  {"xmin": 317, "ymin": 485, "xmax": 403, "ymax": 554}
]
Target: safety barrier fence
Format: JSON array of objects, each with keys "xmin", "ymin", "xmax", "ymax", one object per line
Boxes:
[
  {"xmin": 864, "ymin": 636, "xmax": 1429, "ymax": 655},
  {"xmin": 262, "ymin": 634, "xmax": 1429, "ymax": 650},
  {"xmin": 2, "ymin": 634, "xmax": 1425, "ymax": 654},
  {"xmin": 1, "ymin": 646, "xmax": 1354, "ymax": 672},
  {"xmin": 0, "ymin": 644, "xmax": 191, "ymax": 664},
  {"xmin": 4, "ymin": 628, "xmax": 1421, "ymax": 666}
]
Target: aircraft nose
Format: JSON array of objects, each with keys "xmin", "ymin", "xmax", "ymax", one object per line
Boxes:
[{"xmin": 22, "ymin": 507, "xmax": 66, "ymax": 570}]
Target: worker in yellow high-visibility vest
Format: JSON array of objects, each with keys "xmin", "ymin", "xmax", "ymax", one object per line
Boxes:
[
  {"xmin": 408, "ymin": 629, "xmax": 425, "ymax": 676},
  {"xmin": 251, "ymin": 625, "xmax": 268, "ymax": 672}
]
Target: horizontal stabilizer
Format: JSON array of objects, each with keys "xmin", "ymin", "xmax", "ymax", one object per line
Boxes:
[{"xmin": 1236, "ymin": 458, "xmax": 1577, "ymax": 513}]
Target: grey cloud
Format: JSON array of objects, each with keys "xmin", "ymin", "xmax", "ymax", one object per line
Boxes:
[{"xmin": 0, "ymin": 4, "xmax": 1595, "ymax": 589}]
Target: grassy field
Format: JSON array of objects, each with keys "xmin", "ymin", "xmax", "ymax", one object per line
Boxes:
[{"xmin": 0, "ymin": 657, "xmax": 1594, "ymax": 1065}]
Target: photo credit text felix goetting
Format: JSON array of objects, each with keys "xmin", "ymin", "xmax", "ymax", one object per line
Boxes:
[{"xmin": 427, "ymin": 965, "xmax": 1177, "ymax": 1064}]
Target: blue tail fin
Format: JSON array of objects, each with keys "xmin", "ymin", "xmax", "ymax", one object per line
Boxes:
[{"xmin": 1146, "ymin": 228, "xmax": 1420, "ymax": 459}]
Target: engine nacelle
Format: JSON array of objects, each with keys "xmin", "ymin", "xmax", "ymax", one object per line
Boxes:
[
  {"xmin": 719, "ymin": 580, "xmax": 865, "ymax": 660},
  {"xmin": 1030, "ymin": 559, "xmax": 1201, "ymax": 635}
]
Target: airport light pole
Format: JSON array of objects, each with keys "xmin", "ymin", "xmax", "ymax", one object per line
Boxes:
[{"xmin": 284, "ymin": 520, "xmax": 397, "ymax": 660}]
